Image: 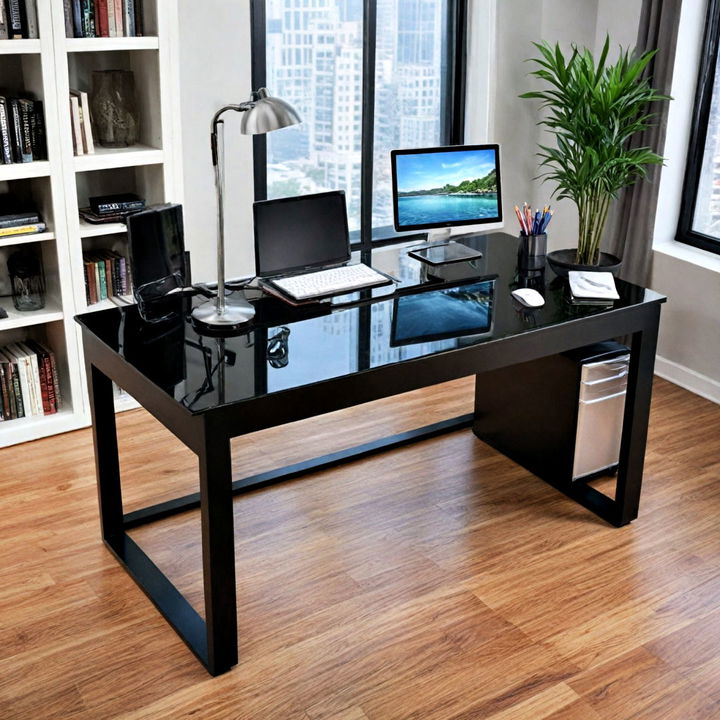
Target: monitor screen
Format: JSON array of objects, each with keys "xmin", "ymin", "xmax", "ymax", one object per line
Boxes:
[
  {"xmin": 390, "ymin": 145, "xmax": 502, "ymax": 232},
  {"xmin": 254, "ymin": 190, "xmax": 350, "ymax": 277},
  {"xmin": 391, "ymin": 278, "xmax": 495, "ymax": 346}
]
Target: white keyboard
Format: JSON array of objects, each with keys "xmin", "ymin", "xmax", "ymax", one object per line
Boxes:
[{"xmin": 271, "ymin": 263, "xmax": 389, "ymax": 300}]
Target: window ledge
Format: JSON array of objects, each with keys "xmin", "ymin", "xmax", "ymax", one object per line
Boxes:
[{"xmin": 653, "ymin": 239, "xmax": 720, "ymax": 274}]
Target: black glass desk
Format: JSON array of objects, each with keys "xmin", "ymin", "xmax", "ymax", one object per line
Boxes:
[{"xmin": 76, "ymin": 232, "xmax": 665, "ymax": 676}]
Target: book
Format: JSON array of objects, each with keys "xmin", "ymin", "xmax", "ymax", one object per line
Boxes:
[
  {"xmin": 5, "ymin": 343, "xmax": 35, "ymax": 417},
  {"xmin": 96, "ymin": 0, "xmax": 108, "ymax": 36},
  {"xmin": 0, "ymin": 98, "xmax": 13, "ymax": 164},
  {"xmin": 0, "ymin": 212, "xmax": 41, "ymax": 228},
  {"xmin": 78, "ymin": 91, "xmax": 94, "ymax": 153},
  {"xmin": 0, "ymin": 349, "xmax": 21, "ymax": 419},
  {"xmin": 0, "ymin": 358, "xmax": 9, "ymax": 420},
  {"xmin": 30, "ymin": 100, "xmax": 46, "ymax": 160},
  {"xmin": 63, "ymin": 0, "xmax": 73, "ymax": 37},
  {"xmin": 90, "ymin": 193, "xmax": 144, "ymax": 215},
  {"xmin": 25, "ymin": 0, "xmax": 38, "ymax": 39},
  {"xmin": 134, "ymin": 0, "xmax": 143, "ymax": 36},
  {"xmin": 8, "ymin": 99, "xmax": 23, "ymax": 163},
  {"xmin": 25, "ymin": 339, "xmax": 56, "ymax": 414},
  {"xmin": 17, "ymin": 98, "xmax": 33, "ymax": 162},
  {"xmin": 113, "ymin": 0, "xmax": 122, "ymax": 37},
  {"xmin": 0, "ymin": 2, "xmax": 8, "ymax": 40},
  {"xmin": 124, "ymin": 0, "xmax": 135, "ymax": 36},
  {"xmin": 47, "ymin": 346, "xmax": 61, "ymax": 410},
  {"xmin": 84, "ymin": 257, "xmax": 97, "ymax": 304},
  {"xmin": 71, "ymin": 0, "xmax": 82, "ymax": 37},
  {"xmin": 18, "ymin": 341, "xmax": 43, "ymax": 415},
  {"xmin": 6, "ymin": 0, "xmax": 23, "ymax": 39},
  {"xmin": 70, "ymin": 94, "xmax": 83, "ymax": 155},
  {"xmin": 0, "ymin": 223, "xmax": 46, "ymax": 237},
  {"xmin": 81, "ymin": 0, "xmax": 95, "ymax": 37},
  {"xmin": 107, "ymin": 0, "xmax": 116, "ymax": 36}
]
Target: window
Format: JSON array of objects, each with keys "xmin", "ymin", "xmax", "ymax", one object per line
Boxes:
[
  {"xmin": 251, "ymin": 0, "xmax": 467, "ymax": 248},
  {"xmin": 677, "ymin": 0, "xmax": 720, "ymax": 254}
]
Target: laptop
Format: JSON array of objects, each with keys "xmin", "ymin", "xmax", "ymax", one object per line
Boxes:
[{"xmin": 253, "ymin": 190, "xmax": 392, "ymax": 302}]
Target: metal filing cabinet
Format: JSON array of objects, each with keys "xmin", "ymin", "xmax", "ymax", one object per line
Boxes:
[{"xmin": 473, "ymin": 341, "xmax": 630, "ymax": 486}]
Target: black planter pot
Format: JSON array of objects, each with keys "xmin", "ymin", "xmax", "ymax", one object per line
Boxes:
[{"xmin": 546, "ymin": 249, "xmax": 622, "ymax": 277}]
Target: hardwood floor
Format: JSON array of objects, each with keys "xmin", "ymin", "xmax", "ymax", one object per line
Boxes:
[{"xmin": 1, "ymin": 376, "xmax": 719, "ymax": 719}]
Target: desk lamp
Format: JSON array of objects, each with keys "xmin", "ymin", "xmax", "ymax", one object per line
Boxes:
[{"xmin": 192, "ymin": 88, "xmax": 301, "ymax": 332}]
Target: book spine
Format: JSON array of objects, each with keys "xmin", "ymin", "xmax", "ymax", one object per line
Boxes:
[
  {"xmin": 106, "ymin": 0, "xmax": 116, "ymax": 36},
  {"xmin": 0, "ymin": 362, "xmax": 8, "ymax": 420},
  {"xmin": 48, "ymin": 350, "xmax": 61, "ymax": 410},
  {"xmin": 118, "ymin": 255, "xmax": 127, "ymax": 294},
  {"xmin": 95, "ymin": 200, "xmax": 144, "ymax": 214},
  {"xmin": 103, "ymin": 256, "xmax": 113, "ymax": 296},
  {"xmin": 7, "ymin": 0, "xmax": 23, "ymax": 39},
  {"xmin": 72, "ymin": 0, "xmax": 82, "ymax": 37},
  {"xmin": 0, "ymin": 98, "xmax": 13, "ymax": 164},
  {"xmin": 96, "ymin": 0, "xmax": 108, "ymax": 36},
  {"xmin": 124, "ymin": 0, "xmax": 135, "ymax": 36},
  {"xmin": 63, "ymin": 0, "xmax": 74, "ymax": 37},
  {"xmin": 20, "ymin": 344, "xmax": 43, "ymax": 416},
  {"xmin": 39, "ymin": 353, "xmax": 52, "ymax": 415},
  {"xmin": 82, "ymin": 0, "xmax": 94, "ymax": 37},
  {"xmin": 0, "ymin": 2, "xmax": 9, "ymax": 40},
  {"xmin": 97, "ymin": 259, "xmax": 107, "ymax": 299},
  {"xmin": 9, "ymin": 99, "xmax": 23, "ymax": 163},
  {"xmin": 31, "ymin": 100, "xmax": 45, "ymax": 159},
  {"xmin": 0, "ymin": 223, "xmax": 46, "ymax": 237},
  {"xmin": 113, "ymin": 0, "xmax": 122, "ymax": 36},
  {"xmin": 9, "ymin": 361, "xmax": 21, "ymax": 419},
  {"xmin": 134, "ymin": 0, "xmax": 142, "ymax": 36},
  {"xmin": 8, "ymin": 349, "xmax": 31, "ymax": 417},
  {"xmin": 25, "ymin": 0, "xmax": 38, "ymax": 39},
  {"xmin": 79, "ymin": 92, "xmax": 94, "ymax": 154},
  {"xmin": 18, "ymin": 99, "xmax": 33, "ymax": 162},
  {"xmin": 0, "ymin": 213, "xmax": 41, "ymax": 227},
  {"xmin": 70, "ymin": 95, "xmax": 83, "ymax": 155}
]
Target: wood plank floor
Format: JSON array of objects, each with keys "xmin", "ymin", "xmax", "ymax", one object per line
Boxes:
[{"xmin": 1, "ymin": 376, "xmax": 719, "ymax": 719}]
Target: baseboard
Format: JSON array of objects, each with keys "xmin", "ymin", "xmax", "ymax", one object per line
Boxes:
[{"xmin": 655, "ymin": 356, "xmax": 720, "ymax": 405}]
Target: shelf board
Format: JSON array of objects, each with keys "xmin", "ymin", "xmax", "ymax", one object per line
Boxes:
[
  {"xmin": 0, "ymin": 408, "xmax": 84, "ymax": 448},
  {"xmin": 79, "ymin": 220, "xmax": 127, "ymax": 238},
  {"xmin": 82, "ymin": 296, "xmax": 133, "ymax": 314},
  {"xmin": 74, "ymin": 145, "xmax": 164, "ymax": 172},
  {"xmin": 0, "ymin": 299, "xmax": 64, "ymax": 331},
  {"xmin": 0, "ymin": 39, "xmax": 42, "ymax": 55},
  {"xmin": 65, "ymin": 37, "xmax": 160, "ymax": 52},
  {"xmin": 0, "ymin": 161, "xmax": 51, "ymax": 181},
  {"xmin": 0, "ymin": 231, "xmax": 55, "ymax": 248}
]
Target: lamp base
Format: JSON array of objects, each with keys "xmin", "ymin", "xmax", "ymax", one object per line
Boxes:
[{"xmin": 191, "ymin": 297, "xmax": 255, "ymax": 334}]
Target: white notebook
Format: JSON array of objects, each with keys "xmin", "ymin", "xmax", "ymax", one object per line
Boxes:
[{"xmin": 568, "ymin": 271, "xmax": 619, "ymax": 300}]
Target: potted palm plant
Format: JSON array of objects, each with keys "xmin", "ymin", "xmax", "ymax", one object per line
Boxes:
[{"xmin": 520, "ymin": 36, "xmax": 668, "ymax": 272}]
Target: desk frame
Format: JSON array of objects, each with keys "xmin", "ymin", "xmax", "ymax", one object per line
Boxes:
[{"xmin": 81, "ymin": 299, "xmax": 661, "ymax": 676}]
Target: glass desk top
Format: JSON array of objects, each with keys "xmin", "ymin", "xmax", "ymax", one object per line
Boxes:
[{"xmin": 76, "ymin": 232, "xmax": 665, "ymax": 414}]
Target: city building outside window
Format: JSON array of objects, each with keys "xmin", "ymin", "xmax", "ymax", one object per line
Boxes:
[
  {"xmin": 677, "ymin": 0, "xmax": 720, "ymax": 255},
  {"xmin": 254, "ymin": 0, "xmax": 466, "ymax": 246}
]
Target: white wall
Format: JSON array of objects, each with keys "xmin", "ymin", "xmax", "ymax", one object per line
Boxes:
[{"xmin": 178, "ymin": 0, "xmax": 255, "ymax": 282}]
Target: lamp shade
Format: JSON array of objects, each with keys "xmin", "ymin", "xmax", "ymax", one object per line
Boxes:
[{"xmin": 240, "ymin": 88, "xmax": 301, "ymax": 135}]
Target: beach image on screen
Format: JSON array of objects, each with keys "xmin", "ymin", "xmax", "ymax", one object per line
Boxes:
[
  {"xmin": 395, "ymin": 148, "xmax": 499, "ymax": 227},
  {"xmin": 392, "ymin": 280, "xmax": 494, "ymax": 346}
]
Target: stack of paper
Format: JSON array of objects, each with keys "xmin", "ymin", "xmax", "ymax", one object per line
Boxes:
[{"xmin": 568, "ymin": 271, "xmax": 619, "ymax": 303}]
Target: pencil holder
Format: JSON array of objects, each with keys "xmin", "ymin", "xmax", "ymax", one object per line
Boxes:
[{"xmin": 518, "ymin": 233, "xmax": 547, "ymax": 271}]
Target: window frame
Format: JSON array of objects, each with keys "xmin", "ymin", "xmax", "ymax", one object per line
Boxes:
[
  {"xmin": 676, "ymin": 0, "xmax": 720, "ymax": 255},
  {"xmin": 249, "ymin": 0, "xmax": 469, "ymax": 257}
]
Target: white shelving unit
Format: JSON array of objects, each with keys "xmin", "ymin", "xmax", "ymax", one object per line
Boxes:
[{"xmin": 0, "ymin": 0, "xmax": 183, "ymax": 447}]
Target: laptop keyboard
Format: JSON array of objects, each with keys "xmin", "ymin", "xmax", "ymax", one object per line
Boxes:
[{"xmin": 271, "ymin": 263, "xmax": 389, "ymax": 300}]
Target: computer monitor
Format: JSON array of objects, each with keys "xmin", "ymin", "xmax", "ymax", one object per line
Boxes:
[
  {"xmin": 390, "ymin": 144, "xmax": 502, "ymax": 233},
  {"xmin": 253, "ymin": 190, "xmax": 350, "ymax": 278},
  {"xmin": 390, "ymin": 278, "xmax": 496, "ymax": 347}
]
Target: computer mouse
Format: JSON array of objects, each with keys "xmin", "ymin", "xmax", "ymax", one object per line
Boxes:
[{"xmin": 511, "ymin": 287, "xmax": 545, "ymax": 308}]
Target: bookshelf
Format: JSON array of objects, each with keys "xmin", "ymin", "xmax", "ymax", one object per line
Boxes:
[{"xmin": 0, "ymin": 0, "xmax": 182, "ymax": 447}]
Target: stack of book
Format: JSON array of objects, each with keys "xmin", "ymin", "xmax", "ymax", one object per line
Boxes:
[
  {"xmin": 0, "ymin": 1, "xmax": 39, "ymax": 39},
  {"xmin": 0, "ymin": 96, "xmax": 47, "ymax": 164},
  {"xmin": 82, "ymin": 249, "xmax": 132, "ymax": 305},
  {"xmin": 79, "ymin": 192, "xmax": 145, "ymax": 223},
  {"xmin": 68, "ymin": 89, "xmax": 94, "ymax": 156},
  {"xmin": 63, "ymin": 0, "xmax": 144, "ymax": 38},
  {"xmin": 0, "ymin": 194, "xmax": 45, "ymax": 238},
  {"xmin": 0, "ymin": 340, "xmax": 61, "ymax": 421}
]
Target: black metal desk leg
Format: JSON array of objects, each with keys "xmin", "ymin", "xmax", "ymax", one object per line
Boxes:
[
  {"xmin": 86, "ymin": 362, "xmax": 124, "ymax": 540},
  {"xmin": 614, "ymin": 307, "xmax": 661, "ymax": 526},
  {"xmin": 198, "ymin": 420, "xmax": 238, "ymax": 675}
]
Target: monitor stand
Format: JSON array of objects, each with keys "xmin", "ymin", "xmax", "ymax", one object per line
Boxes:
[{"xmin": 413, "ymin": 227, "xmax": 452, "ymax": 250}]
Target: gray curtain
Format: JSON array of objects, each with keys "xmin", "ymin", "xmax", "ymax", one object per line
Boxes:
[{"xmin": 603, "ymin": 0, "xmax": 682, "ymax": 286}]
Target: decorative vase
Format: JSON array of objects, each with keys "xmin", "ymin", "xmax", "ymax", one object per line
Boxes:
[
  {"xmin": 7, "ymin": 248, "xmax": 45, "ymax": 311},
  {"xmin": 90, "ymin": 70, "xmax": 139, "ymax": 147},
  {"xmin": 546, "ymin": 248, "xmax": 622, "ymax": 278}
]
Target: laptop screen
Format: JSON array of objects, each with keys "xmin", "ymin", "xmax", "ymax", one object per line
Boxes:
[{"xmin": 253, "ymin": 190, "xmax": 351, "ymax": 278}]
